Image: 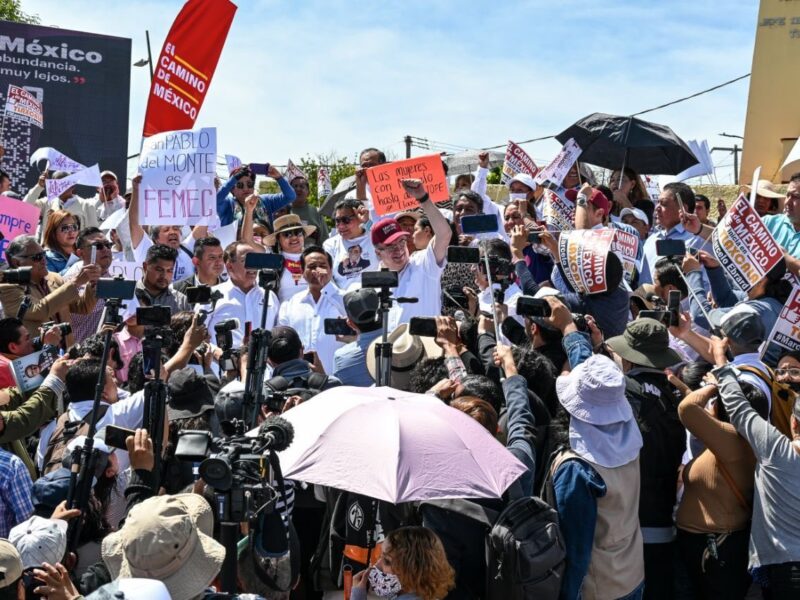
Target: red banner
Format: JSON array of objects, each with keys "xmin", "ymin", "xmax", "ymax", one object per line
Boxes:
[{"xmin": 142, "ymin": 0, "xmax": 237, "ymax": 137}]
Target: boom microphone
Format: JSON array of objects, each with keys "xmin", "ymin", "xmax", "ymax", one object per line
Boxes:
[{"xmin": 259, "ymin": 416, "xmax": 295, "ymax": 452}]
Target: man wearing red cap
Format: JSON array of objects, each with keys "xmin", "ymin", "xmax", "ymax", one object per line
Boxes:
[{"xmin": 369, "ymin": 179, "xmax": 451, "ymax": 329}]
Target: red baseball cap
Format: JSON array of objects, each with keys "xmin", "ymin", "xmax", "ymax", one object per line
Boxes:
[
  {"xmin": 371, "ymin": 218, "xmax": 410, "ymax": 246},
  {"xmin": 566, "ymin": 188, "xmax": 610, "ymax": 217}
]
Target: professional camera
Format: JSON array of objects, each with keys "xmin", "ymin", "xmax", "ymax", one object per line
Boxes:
[
  {"xmin": 215, "ymin": 318, "xmax": 240, "ymax": 371},
  {"xmin": 41, "ymin": 321, "xmax": 72, "ymax": 337},
  {"xmin": 175, "ymin": 416, "xmax": 294, "ymax": 516},
  {"xmin": 0, "ymin": 267, "xmax": 32, "ymax": 285}
]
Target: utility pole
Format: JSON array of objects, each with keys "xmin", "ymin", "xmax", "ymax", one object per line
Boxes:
[
  {"xmin": 711, "ymin": 144, "xmax": 741, "ymax": 184},
  {"xmin": 404, "ymin": 135, "xmax": 412, "ymax": 159}
]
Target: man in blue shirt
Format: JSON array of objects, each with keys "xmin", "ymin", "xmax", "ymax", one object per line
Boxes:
[
  {"xmin": 333, "ymin": 288, "xmax": 383, "ymax": 387},
  {"xmin": 639, "ymin": 182, "xmax": 706, "ymax": 285},
  {"xmin": 217, "ymin": 164, "xmax": 296, "ymax": 227},
  {"xmin": 763, "ymin": 173, "xmax": 800, "ymax": 260}
]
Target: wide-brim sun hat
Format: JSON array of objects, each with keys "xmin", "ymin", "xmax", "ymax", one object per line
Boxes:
[
  {"xmin": 366, "ymin": 323, "xmax": 442, "ymax": 390},
  {"xmin": 605, "ymin": 317, "xmax": 682, "ymax": 369},
  {"xmin": 556, "ymin": 354, "xmax": 633, "ymax": 426},
  {"xmin": 263, "ymin": 214, "xmax": 316, "ymax": 247}
]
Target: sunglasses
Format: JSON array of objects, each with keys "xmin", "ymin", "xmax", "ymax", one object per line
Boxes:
[
  {"xmin": 90, "ymin": 241, "xmax": 114, "ymax": 250},
  {"xmin": 334, "ymin": 216, "xmax": 353, "ymax": 225},
  {"xmin": 59, "ymin": 224, "xmax": 79, "ymax": 233},
  {"xmin": 235, "ymin": 181, "xmax": 255, "ymax": 189},
  {"xmin": 279, "ymin": 229, "xmax": 304, "ymax": 238},
  {"xmin": 18, "ymin": 252, "xmax": 45, "ymax": 262}
]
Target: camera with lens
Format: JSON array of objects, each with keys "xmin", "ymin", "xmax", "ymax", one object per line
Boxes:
[
  {"xmin": 215, "ymin": 318, "xmax": 240, "ymax": 371},
  {"xmin": 41, "ymin": 321, "xmax": 72, "ymax": 337},
  {"xmin": 479, "ymin": 255, "xmax": 514, "ymax": 285},
  {"xmin": 0, "ymin": 267, "xmax": 32, "ymax": 285}
]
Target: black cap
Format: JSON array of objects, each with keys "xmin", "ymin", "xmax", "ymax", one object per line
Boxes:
[
  {"xmin": 343, "ymin": 288, "xmax": 379, "ymax": 327},
  {"xmin": 721, "ymin": 309, "xmax": 765, "ymax": 351},
  {"xmin": 167, "ymin": 367, "xmax": 214, "ymax": 420}
]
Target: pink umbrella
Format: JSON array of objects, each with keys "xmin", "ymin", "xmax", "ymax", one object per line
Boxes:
[{"xmin": 272, "ymin": 386, "xmax": 527, "ymax": 503}]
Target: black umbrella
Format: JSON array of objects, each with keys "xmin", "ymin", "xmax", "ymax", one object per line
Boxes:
[{"xmin": 555, "ymin": 113, "xmax": 698, "ymax": 176}]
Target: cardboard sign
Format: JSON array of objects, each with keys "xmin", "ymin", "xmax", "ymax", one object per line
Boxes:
[
  {"xmin": 107, "ymin": 260, "xmax": 144, "ymax": 282},
  {"xmin": 557, "ymin": 229, "xmax": 615, "ymax": 294},
  {"xmin": 611, "ymin": 226, "xmax": 640, "ymax": 284},
  {"xmin": 501, "ymin": 140, "xmax": 538, "ymax": 185},
  {"xmin": 284, "ymin": 159, "xmax": 306, "ymax": 182},
  {"xmin": 138, "ymin": 127, "xmax": 217, "ymax": 225},
  {"xmin": 45, "ymin": 164, "xmax": 102, "ymax": 200},
  {"xmin": 0, "ymin": 195, "xmax": 40, "ymax": 259},
  {"xmin": 5, "ymin": 84, "xmax": 43, "ymax": 128},
  {"xmin": 224, "ymin": 154, "xmax": 241, "ymax": 175},
  {"xmin": 29, "ymin": 147, "xmax": 87, "ymax": 173},
  {"xmin": 366, "ymin": 154, "xmax": 448, "ymax": 216},
  {"xmin": 542, "ymin": 188, "xmax": 575, "ymax": 232},
  {"xmin": 764, "ymin": 286, "xmax": 800, "ymax": 353},
  {"xmin": 711, "ymin": 194, "xmax": 783, "ymax": 292},
  {"xmin": 534, "ymin": 138, "xmax": 582, "ymax": 186},
  {"xmin": 318, "ymin": 166, "xmax": 332, "ymax": 198}
]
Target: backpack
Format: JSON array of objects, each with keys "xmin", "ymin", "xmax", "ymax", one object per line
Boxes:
[
  {"xmin": 738, "ymin": 364, "xmax": 797, "ymax": 437},
  {"xmin": 41, "ymin": 405, "xmax": 108, "ymax": 475},
  {"xmin": 263, "ymin": 372, "xmax": 333, "ymax": 403},
  {"xmin": 422, "ymin": 496, "xmax": 565, "ymax": 600}
]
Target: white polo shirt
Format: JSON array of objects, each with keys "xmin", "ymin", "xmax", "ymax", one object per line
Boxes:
[
  {"xmin": 277, "ymin": 282, "xmax": 346, "ymax": 375},
  {"xmin": 206, "ymin": 279, "xmax": 279, "ymax": 348},
  {"xmin": 383, "ymin": 244, "xmax": 446, "ymax": 331}
]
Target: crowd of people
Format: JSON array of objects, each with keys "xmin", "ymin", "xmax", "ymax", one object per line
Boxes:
[{"xmin": 0, "ymin": 145, "xmax": 798, "ymax": 600}]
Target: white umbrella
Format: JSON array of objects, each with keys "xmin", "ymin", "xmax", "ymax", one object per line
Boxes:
[{"xmin": 444, "ymin": 150, "xmax": 505, "ymax": 176}]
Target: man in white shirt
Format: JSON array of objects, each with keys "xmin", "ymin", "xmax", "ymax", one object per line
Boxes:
[
  {"xmin": 278, "ymin": 246, "xmax": 346, "ymax": 375},
  {"xmin": 92, "ymin": 170, "xmax": 126, "ymax": 225},
  {"xmin": 24, "ymin": 171, "xmax": 101, "ymax": 230},
  {"xmin": 206, "ymin": 241, "xmax": 279, "ymax": 348},
  {"xmin": 368, "ymin": 179, "xmax": 451, "ymax": 330}
]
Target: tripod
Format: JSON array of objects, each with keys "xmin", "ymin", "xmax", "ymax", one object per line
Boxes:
[
  {"xmin": 370, "ymin": 270, "xmax": 417, "ymax": 387},
  {"xmin": 243, "ymin": 268, "xmax": 279, "ymax": 428}
]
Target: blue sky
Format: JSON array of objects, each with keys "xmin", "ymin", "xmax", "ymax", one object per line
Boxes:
[{"xmin": 26, "ymin": 0, "xmax": 759, "ymax": 183}]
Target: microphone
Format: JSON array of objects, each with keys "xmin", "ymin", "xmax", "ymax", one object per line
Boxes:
[{"xmin": 259, "ymin": 416, "xmax": 295, "ymax": 452}]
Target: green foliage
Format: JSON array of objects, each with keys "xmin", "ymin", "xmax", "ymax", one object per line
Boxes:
[
  {"xmin": 298, "ymin": 154, "xmax": 356, "ymax": 207},
  {"xmin": 486, "ymin": 166, "xmax": 502, "ymax": 185},
  {"xmin": 0, "ymin": 0, "xmax": 40, "ymax": 23}
]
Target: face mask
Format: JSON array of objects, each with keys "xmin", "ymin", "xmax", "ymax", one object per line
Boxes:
[
  {"xmin": 509, "ymin": 193, "xmax": 527, "ymax": 203},
  {"xmin": 369, "ymin": 566, "xmax": 402, "ymax": 598}
]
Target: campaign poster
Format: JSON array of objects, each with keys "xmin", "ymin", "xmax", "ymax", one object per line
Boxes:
[
  {"xmin": 542, "ymin": 188, "xmax": 575, "ymax": 232},
  {"xmin": 764, "ymin": 286, "xmax": 800, "ymax": 353},
  {"xmin": 501, "ymin": 140, "xmax": 538, "ymax": 185},
  {"xmin": 0, "ymin": 21, "xmax": 131, "ymax": 195},
  {"xmin": 534, "ymin": 138, "xmax": 582, "ymax": 186},
  {"xmin": 557, "ymin": 229, "xmax": 615, "ymax": 294}
]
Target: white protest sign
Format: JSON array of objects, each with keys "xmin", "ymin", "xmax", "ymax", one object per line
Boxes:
[
  {"xmin": 98, "ymin": 207, "xmax": 128, "ymax": 231},
  {"xmin": 749, "ymin": 166, "xmax": 762, "ymax": 208},
  {"xmin": 764, "ymin": 286, "xmax": 800, "ymax": 353},
  {"xmin": 557, "ymin": 229, "xmax": 615, "ymax": 294},
  {"xmin": 213, "ymin": 221, "xmax": 237, "ymax": 249},
  {"xmin": 139, "ymin": 127, "xmax": 217, "ymax": 226},
  {"xmin": 318, "ymin": 166, "xmax": 332, "ymax": 198},
  {"xmin": 30, "ymin": 147, "xmax": 87, "ymax": 173},
  {"xmin": 107, "ymin": 260, "xmax": 144, "ymax": 282},
  {"xmin": 5, "ymin": 84, "xmax": 43, "ymax": 128},
  {"xmin": 45, "ymin": 164, "xmax": 102, "ymax": 199},
  {"xmin": 225, "ymin": 154, "xmax": 241, "ymax": 175},
  {"xmin": 284, "ymin": 159, "xmax": 306, "ymax": 182},
  {"xmin": 534, "ymin": 138, "xmax": 582, "ymax": 186}
]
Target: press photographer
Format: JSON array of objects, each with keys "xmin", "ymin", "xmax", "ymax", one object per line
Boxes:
[
  {"xmin": 0, "ymin": 316, "xmax": 64, "ymax": 389},
  {"xmin": 0, "ymin": 235, "xmax": 100, "ymax": 346}
]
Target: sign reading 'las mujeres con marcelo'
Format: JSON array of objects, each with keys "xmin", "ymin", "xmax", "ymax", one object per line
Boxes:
[{"xmin": 0, "ymin": 20, "xmax": 131, "ymax": 194}]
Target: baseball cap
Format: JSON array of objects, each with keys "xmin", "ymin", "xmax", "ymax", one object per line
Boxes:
[
  {"xmin": 9, "ymin": 516, "xmax": 68, "ymax": 570},
  {"xmin": 343, "ymin": 288, "xmax": 380, "ymax": 327},
  {"xmin": 720, "ymin": 307, "xmax": 765, "ymax": 351},
  {"xmin": 620, "ymin": 207, "xmax": 649, "ymax": 226},
  {"xmin": 371, "ymin": 218, "xmax": 410, "ymax": 246},
  {"xmin": 100, "ymin": 170, "xmax": 118, "ymax": 181},
  {"xmin": 0, "ymin": 540, "xmax": 23, "ymax": 589},
  {"xmin": 167, "ymin": 367, "xmax": 215, "ymax": 420},
  {"xmin": 509, "ymin": 173, "xmax": 537, "ymax": 192}
]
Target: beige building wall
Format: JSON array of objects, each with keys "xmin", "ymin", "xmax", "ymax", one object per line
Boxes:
[{"xmin": 741, "ymin": 1, "xmax": 800, "ymax": 182}]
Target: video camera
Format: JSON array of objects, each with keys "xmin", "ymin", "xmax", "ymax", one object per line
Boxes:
[
  {"xmin": 175, "ymin": 416, "xmax": 294, "ymax": 518},
  {"xmin": 215, "ymin": 318, "xmax": 240, "ymax": 371},
  {"xmin": 0, "ymin": 267, "xmax": 32, "ymax": 285}
]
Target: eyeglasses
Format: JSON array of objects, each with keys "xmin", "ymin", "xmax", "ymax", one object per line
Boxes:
[
  {"xmin": 776, "ymin": 368, "xmax": 800, "ymax": 378},
  {"xmin": 334, "ymin": 216, "xmax": 353, "ymax": 225},
  {"xmin": 377, "ymin": 240, "xmax": 406, "ymax": 254},
  {"xmin": 59, "ymin": 224, "xmax": 79, "ymax": 233},
  {"xmin": 90, "ymin": 241, "xmax": 114, "ymax": 250},
  {"xmin": 17, "ymin": 252, "xmax": 45, "ymax": 262},
  {"xmin": 235, "ymin": 181, "xmax": 255, "ymax": 189},
  {"xmin": 279, "ymin": 229, "xmax": 304, "ymax": 238}
]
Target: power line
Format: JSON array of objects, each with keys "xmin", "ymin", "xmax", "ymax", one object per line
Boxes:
[{"xmin": 481, "ymin": 73, "xmax": 751, "ymax": 150}]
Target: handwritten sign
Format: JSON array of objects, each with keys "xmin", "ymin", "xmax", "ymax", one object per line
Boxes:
[
  {"xmin": 535, "ymin": 138, "xmax": 582, "ymax": 186},
  {"xmin": 764, "ymin": 286, "xmax": 800, "ymax": 353},
  {"xmin": 284, "ymin": 159, "xmax": 306, "ymax": 182},
  {"xmin": 45, "ymin": 164, "xmax": 102, "ymax": 200},
  {"xmin": 29, "ymin": 147, "xmax": 87, "ymax": 173},
  {"xmin": 139, "ymin": 127, "xmax": 217, "ymax": 225},
  {"xmin": 501, "ymin": 140, "xmax": 538, "ymax": 185},
  {"xmin": 366, "ymin": 154, "xmax": 448, "ymax": 216},
  {"xmin": 318, "ymin": 166, "xmax": 332, "ymax": 198},
  {"xmin": 0, "ymin": 195, "xmax": 39, "ymax": 260},
  {"xmin": 108, "ymin": 260, "xmax": 144, "ymax": 282},
  {"xmin": 5, "ymin": 84, "xmax": 43, "ymax": 128},
  {"xmin": 542, "ymin": 188, "xmax": 575, "ymax": 232},
  {"xmin": 711, "ymin": 195, "xmax": 783, "ymax": 292},
  {"xmin": 557, "ymin": 229, "xmax": 615, "ymax": 294}
]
